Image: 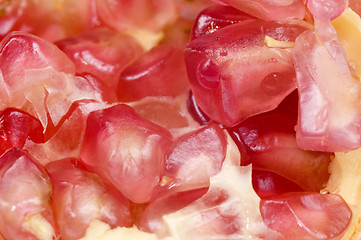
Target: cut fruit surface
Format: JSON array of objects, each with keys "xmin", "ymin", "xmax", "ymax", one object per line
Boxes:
[
  {"xmin": 252, "ymin": 169, "xmax": 304, "ymax": 198},
  {"xmin": 0, "ymin": 108, "xmax": 44, "ymax": 155},
  {"xmin": 55, "ymin": 27, "xmax": 144, "ymax": 94},
  {"xmin": 191, "ymin": 5, "xmax": 254, "ymax": 40},
  {"xmin": 94, "ymin": 0, "xmax": 177, "ymax": 32},
  {"xmin": 0, "ymin": 31, "xmax": 102, "ymax": 131}
]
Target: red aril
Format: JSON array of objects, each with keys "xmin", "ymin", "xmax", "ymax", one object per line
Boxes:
[
  {"xmin": 129, "ymin": 93, "xmax": 201, "ymax": 139},
  {"xmin": 0, "ymin": 149, "xmax": 56, "ymax": 240},
  {"xmin": 55, "ymin": 27, "xmax": 144, "ymax": 93},
  {"xmin": 94, "ymin": 0, "xmax": 177, "ymax": 32},
  {"xmin": 45, "ymin": 158, "xmax": 132, "ymax": 240},
  {"xmin": 177, "ymin": 0, "xmax": 216, "ymax": 20},
  {"xmin": 185, "ymin": 20, "xmax": 306, "ymax": 127},
  {"xmin": 0, "ymin": 0, "xmax": 99, "ymax": 42},
  {"xmin": 191, "ymin": 5, "xmax": 254, "ymax": 40},
  {"xmin": 0, "ymin": 0, "xmax": 57, "ymax": 41},
  {"xmin": 252, "ymin": 169, "xmax": 304, "ymax": 198},
  {"xmin": 131, "ymin": 97, "xmax": 189, "ymax": 131},
  {"xmin": 0, "ymin": 31, "xmax": 102, "ymax": 132},
  {"xmin": 260, "ymin": 192, "xmax": 352, "ymax": 240},
  {"xmin": 160, "ymin": 124, "xmax": 227, "ymax": 193},
  {"xmin": 228, "ymin": 111, "xmax": 332, "ymax": 191},
  {"xmin": 118, "ymin": 45, "xmax": 189, "ymax": 102},
  {"xmin": 74, "ymin": 73, "xmax": 118, "ymax": 104},
  {"xmin": 187, "ymin": 91, "xmax": 212, "ymax": 125},
  {"xmin": 80, "ymin": 104, "xmax": 173, "ymax": 203},
  {"xmin": 213, "ymin": 0, "xmax": 305, "ymax": 21},
  {"xmin": 0, "ymin": 108, "xmax": 44, "ymax": 155},
  {"xmin": 293, "ymin": 21, "xmax": 361, "ymax": 152}
]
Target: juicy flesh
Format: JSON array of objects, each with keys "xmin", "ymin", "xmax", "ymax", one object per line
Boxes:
[{"xmin": 0, "ymin": 0, "xmax": 357, "ymax": 240}]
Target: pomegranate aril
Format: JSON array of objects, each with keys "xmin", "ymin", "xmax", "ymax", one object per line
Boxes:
[
  {"xmin": 55, "ymin": 27, "xmax": 144, "ymax": 92},
  {"xmin": 228, "ymin": 111, "xmax": 331, "ymax": 192},
  {"xmin": 185, "ymin": 20, "xmax": 306, "ymax": 127},
  {"xmin": 260, "ymin": 192, "xmax": 352, "ymax": 240},
  {"xmin": 94, "ymin": 0, "xmax": 177, "ymax": 32},
  {"xmin": 159, "ymin": 123, "xmax": 226, "ymax": 194},
  {"xmin": 187, "ymin": 91, "xmax": 211, "ymax": 125},
  {"xmin": 45, "ymin": 158, "xmax": 132, "ymax": 240},
  {"xmin": 252, "ymin": 169, "xmax": 304, "ymax": 198},
  {"xmin": 118, "ymin": 45, "xmax": 189, "ymax": 102},
  {"xmin": 80, "ymin": 104, "xmax": 173, "ymax": 203},
  {"xmin": 191, "ymin": 5, "xmax": 254, "ymax": 40},
  {"xmin": 0, "ymin": 108, "xmax": 44, "ymax": 155},
  {"xmin": 0, "ymin": 148, "xmax": 56, "ymax": 240}
]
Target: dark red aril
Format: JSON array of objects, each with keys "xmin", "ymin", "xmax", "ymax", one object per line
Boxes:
[
  {"xmin": 228, "ymin": 110, "xmax": 332, "ymax": 192},
  {"xmin": 0, "ymin": 108, "xmax": 44, "ymax": 155},
  {"xmin": 252, "ymin": 169, "xmax": 304, "ymax": 198}
]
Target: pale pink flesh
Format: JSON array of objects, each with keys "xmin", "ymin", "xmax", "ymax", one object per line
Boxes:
[
  {"xmin": 293, "ymin": 21, "xmax": 361, "ymax": 152},
  {"xmin": 45, "ymin": 158, "xmax": 132, "ymax": 240}
]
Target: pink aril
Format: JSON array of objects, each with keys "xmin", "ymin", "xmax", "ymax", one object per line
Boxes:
[{"xmin": 80, "ymin": 104, "xmax": 173, "ymax": 203}]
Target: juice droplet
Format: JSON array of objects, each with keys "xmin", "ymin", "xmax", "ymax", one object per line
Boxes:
[
  {"xmin": 197, "ymin": 58, "xmax": 220, "ymax": 89},
  {"xmin": 261, "ymin": 72, "xmax": 286, "ymax": 95}
]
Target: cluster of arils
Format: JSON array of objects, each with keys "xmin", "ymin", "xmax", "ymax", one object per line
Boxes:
[{"xmin": 0, "ymin": 0, "xmax": 358, "ymax": 240}]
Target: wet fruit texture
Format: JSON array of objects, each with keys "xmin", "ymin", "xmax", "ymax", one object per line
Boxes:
[
  {"xmin": 185, "ymin": 19, "xmax": 306, "ymax": 127},
  {"xmin": 0, "ymin": 0, "xmax": 357, "ymax": 239},
  {"xmin": 80, "ymin": 104, "xmax": 173, "ymax": 203},
  {"xmin": 45, "ymin": 158, "xmax": 132, "ymax": 240}
]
